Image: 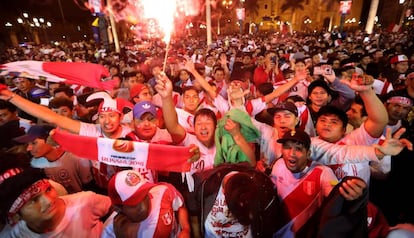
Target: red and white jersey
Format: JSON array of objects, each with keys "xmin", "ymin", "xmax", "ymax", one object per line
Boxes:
[
  {"xmin": 204, "ymin": 173, "xmax": 252, "ymax": 237},
  {"xmin": 102, "ymin": 183, "xmax": 185, "ymax": 238},
  {"xmin": 373, "ymin": 79, "xmax": 394, "ymax": 96},
  {"xmin": 296, "ymin": 104, "xmax": 316, "ymax": 137},
  {"xmin": 270, "ymin": 160, "xmax": 337, "ymax": 237},
  {"xmin": 214, "ymin": 80, "xmax": 229, "ymax": 100},
  {"xmin": 272, "ymin": 79, "xmax": 310, "ymax": 105},
  {"xmin": 199, "ymin": 94, "xmax": 230, "ymax": 120},
  {"xmin": 175, "ymin": 108, "xmax": 195, "ymax": 134},
  {"xmin": 230, "ymin": 96, "xmax": 267, "ymax": 117}
]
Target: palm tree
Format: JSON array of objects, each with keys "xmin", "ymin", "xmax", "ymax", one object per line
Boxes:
[
  {"xmin": 281, "ymin": 0, "xmax": 305, "ymax": 31},
  {"xmin": 244, "ymin": 0, "xmax": 260, "ymax": 18},
  {"xmin": 324, "ymin": 0, "xmax": 341, "ymax": 11}
]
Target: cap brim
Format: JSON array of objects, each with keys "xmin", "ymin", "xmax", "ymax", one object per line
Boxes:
[
  {"xmin": 13, "ymin": 134, "xmax": 37, "ymax": 144},
  {"xmin": 268, "ymin": 107, "xmax": 297, "ymax": 117},
  {"xmin": 120, "ymin": 183, "xmax": 155, "ymax": 206}
]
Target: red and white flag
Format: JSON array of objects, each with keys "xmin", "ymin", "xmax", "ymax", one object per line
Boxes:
[
  {"xmin": 0, "ymin": 60, "xmax": 118, "ymax": 91},
  {"xmin": 52, "ymin": 129, "xmax": 192, "ymax": 172}
]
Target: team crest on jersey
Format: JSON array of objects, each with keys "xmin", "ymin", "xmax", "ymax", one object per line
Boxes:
[
  {"xmin": 303, "ymin": 181, "xmax": 316, "ymax": 196},
  {"xmin": 162, "ymin": 211, "xmax": 173, "ymax": 225},
  {"xmin": 125, "ymin": 172, "xmax": 141, "ymax": 186}
]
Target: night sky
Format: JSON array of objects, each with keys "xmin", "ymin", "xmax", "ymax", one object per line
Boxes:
[{"xmin": 0, "ymin": 0, "xmax": 93, "ymax": 25}]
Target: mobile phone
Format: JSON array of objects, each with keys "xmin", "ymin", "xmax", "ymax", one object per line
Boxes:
[
  {"xmin": 313, "ymin": 65, "xmax": 332, "ymax": 75},
  {"xmin": 323, "ymin": 65, "xmax": 332, "ymax": 75},
  {"xmin": 40, "ymin": 97, "xmax": 50, "ymax": 106},
  {"xmin": 270, "ymin": 56, "xmax": 277, "ymax": 64}
]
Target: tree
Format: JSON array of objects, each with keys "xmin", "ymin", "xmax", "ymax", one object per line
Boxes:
[
  {"xmin": 244, "ymin": 0, "xmax": 260, "ymax": 18},
  {"xmin": 281, "ymin": 0, "xmax": 305, "ymax": 31}
]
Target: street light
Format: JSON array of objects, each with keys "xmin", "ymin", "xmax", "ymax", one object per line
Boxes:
[
  {"xmin": 222, "ymin": 0, "xmax": 233, "ymax": 9},
  {"xmin": 16, "ymin": 13, "xmax": 52, "ymax": 44},
  {"xmin": 304, "ymin": 18, "xmax": 312, "ymax": 24},
  {"xmin": 304, "ymin": 18, "xmax": 312, "ymax": 32}
]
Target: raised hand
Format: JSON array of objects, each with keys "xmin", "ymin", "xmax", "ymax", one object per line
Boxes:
[
  {"xmin": 341, "ymin": 74, "xmax": 375, "ymax": 93},
  {"xmin": 184, "ymin": 58, "xmax": 196, "ymax": 73},
  {"xmin": 154, "ymin": 72, "xmax": 173, "ymax": 99},
  {"xmin": 374, "ymin": 127, "xmax": 413, "ymax": 156},
  {"xmin": 220, "ymin": 53, "xmax": 227, "ymax": 66}
]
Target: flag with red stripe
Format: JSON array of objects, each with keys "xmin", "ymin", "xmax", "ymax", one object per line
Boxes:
[
  {"xmin": 52, "ymin": 129, "xmax": 192, "ymax": 172},
  {"xmin": 1, "ymin": 60, "xmax": 118, "ymax": 91}
]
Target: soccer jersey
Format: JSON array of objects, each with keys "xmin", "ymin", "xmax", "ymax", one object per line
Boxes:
[
  {"xmin": 270, "ymin": 160, "xmax": 337, "ymax": 238},
  {"xmin": 102, "ymin": 183, "xmax": 185, "ymax": 238}
]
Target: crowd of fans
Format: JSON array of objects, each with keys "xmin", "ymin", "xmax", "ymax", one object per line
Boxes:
[{"xmin": 0, "ymin": 28, "xmax": 414, "ymax": 237}]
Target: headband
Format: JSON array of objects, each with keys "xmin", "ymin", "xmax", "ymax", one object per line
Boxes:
[
  {"xmin": 387, "ymin": 96, "xmax": 413, "ymax": 107},
  {"xmin": 8, "ymin": 179, "xmax": 51, "ymax": 224}
]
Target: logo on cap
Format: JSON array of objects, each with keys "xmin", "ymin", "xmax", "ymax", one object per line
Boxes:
[
  {"xmin": 142, "ymin": 103, "xmax": 151, "ymax": 109},
  {"xmin": 125, "ymin": 172, "xmax": 141, "ymax": 186}
]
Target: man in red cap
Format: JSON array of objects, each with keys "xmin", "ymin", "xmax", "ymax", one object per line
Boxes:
[
  {"xmin": 129, "ymin": 83, "xmax": 152, "ymax": 104},
  {"xmin": 103, "ymin": 170, "xmax": 190, "ymax": 238},
  {"xmin": 383, "ymin": 54, "xmax": 410, "ymax": 90}
]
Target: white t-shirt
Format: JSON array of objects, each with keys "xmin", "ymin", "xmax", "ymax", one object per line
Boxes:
[
  {"xmin": 8, "ymin": 191, "xmax": 111, "ymax": 238},
  {"xmin": 204, "ymin": 173, "xmax": 252, "ymax": 238},
  {"xmin": 327, "ymin": 122, "xmax": 380, "ymax": 183}
]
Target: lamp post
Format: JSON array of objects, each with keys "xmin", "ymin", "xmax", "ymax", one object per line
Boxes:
[
  {"xmin": 37, "ymin": 18, "xmax": 52, "ymax": 43},
  {"xmin": 17, "ymin": 12, "xmax": 37, "ymax": 43},
  {"xmin": 222, "ymin": 0, "xmax": 233, "ymax": 9},
  {"xmin": 399, "ymin": 0, "xmax": 414, "ymax": 27},
  {"xmin": 304, "ymin": 18, "xmax": 312, "ymax": 33},
  {"xmin": 238, "ymin": 0, "xmax": 245, "ymax": 34},
  {"xmin": 221, "ymin": 0, "xmax": 233, "ymax": 34},
  {"xmin": 17, "ymin": 13, "xmax": 52, "ymax": 44},
  {"xmin": 5, "ymin": 22, "xmax": 18, "ymax": 47}
]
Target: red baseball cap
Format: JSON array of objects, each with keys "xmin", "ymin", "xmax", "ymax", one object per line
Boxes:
[
  {"xmin": 129, "ymin": 83, "xmax": 148, "ymax": 100},
  {"xmin": 108, "ymin": 170, "xmax": 155, "ymax": 206},
  {"xmin": 390, "ymin": 54, "xmax": 409, "ymax": 64}
]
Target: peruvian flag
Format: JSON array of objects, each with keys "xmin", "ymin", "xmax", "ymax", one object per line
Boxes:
[
  {"xmin": 52, "ymin": 129, "xmax": 192, "ymax": 172},
  {"xmin": 0, "ymin": 60, "xmax": 118, "ymax": 91}
]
